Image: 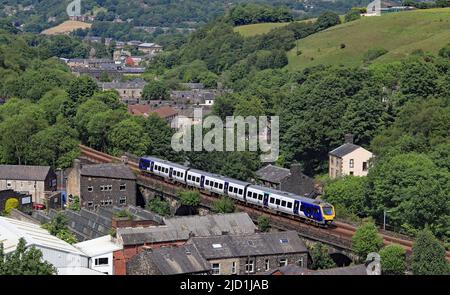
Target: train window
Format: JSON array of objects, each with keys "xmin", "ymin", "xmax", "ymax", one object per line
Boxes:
[
  {"xmin": 281, "ymin": 200, "xmax": 286, "ymax": 207},
  {"xmin": 214, "ymin": 182, "xmax": 218, "ymax": 188},
  {"xmin": 187, "ymin": 175, "xmax": 191, "ymax": 180},
  {"xmin": 258, "ymin": 194, "xmax": 263, "ymax": 200},
  {"xmin": 238, "ymin": 189, "xmax": 243, "ymax": 195},
  {"xmin": 300, "ymin": 205, "xmax": 305, "ymax": 211},
  {"xmin": 205, "ymin": 180, "xmax": 210, "ymax": 186},
  {"xmin": 247, "ymin": 191, "xmax": 252, "ymax": 197},
  {"xmin": 165, "ymin": 168, "xmax": 169, "ymax": 173},
  {"xmin": 181, "ymin": 173, "xmax": 184, "ymax": 178},
  {"xmin": 253, "ymin": 192, "xmax": 257, "ymax": 199},
  {"xmin": 234, "ymin": 187, "xmax": 238, "ymax": 193},
  {"xmin": 196, "ymin": 177, "xmax": 200, "ymax": 183},
  {"xmin": 287, "ymin": 202, "xmax": 292, "ymax": 209},
  {"xmin": 219, "ymin": 184, "xmax": 223, "ymax": 189},
  {"xmin": 229, "ymin": 186, "xmax": 233, "ymax": 192},
  {"xmin": 275, "ymin": 199, "xmax": 281, "ymax": 206},
  {"xmin": 270, "ymin": 197, "xmax": 274, "ymax": 204}
]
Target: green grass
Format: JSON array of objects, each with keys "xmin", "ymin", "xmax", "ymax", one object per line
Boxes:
[
  {"xmin": 287, "ymin": 8, "xmax": 450, "ymax": 70},
  {"xmin": 234, "ymin": 19, "xmax": 316, "ymax": 37}
]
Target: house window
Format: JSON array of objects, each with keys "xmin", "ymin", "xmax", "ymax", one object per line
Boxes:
[
  {"xmin": 87, "ymin": 201, "xmax": 93, "ymax": 207},
  {"xmin": 363, "ymin": 161, "xmax": 368, "ymax": 171},
  {"xmin": 279, "ymin": 258, "xmax": 288, "ymax": 267},
  {"xmin": 119, "ymin": 184, "xmax": 126, "ymax": 191},
  {"xmin": 231, "ymin": 262, "xmax": 237, "ymax": 274},
  {"xmin": 297, "ymin": 257, "xmax": 304, "ymax": 268},
  {"xmin": 100, "ymin": 186, "xmax": 105, "ymax": 191},
  {"xmin": 119, "ymin": 196, "xmax": 127, "ymax": 205},
  {"xmin": 265, "ymin": 259, "xmax": 270, "ymax": 271},
  {"xmin": 350, "ymin": 172, "xmax": 354, "ymax": 176},
  {"xmin": 349, "ymin": 159, "xmax": 354, "ymax": 168},
  {"xmin": 95, "ymin": 257, "xmax": 109, "ymax": 266},
  {"xmin": 245, "ymin": 259, "xmax": 254, "ymax": 274},
  {"xmin": 87, "ymin": 186, "xmax": 93, "ymax": 192},
  {"xmin": 211, "ymin": 263, "xmax": 220, "ymax": 275}
]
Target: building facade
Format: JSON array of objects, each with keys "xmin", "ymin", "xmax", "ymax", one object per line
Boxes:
[
  {"xmin": 0, "ymin": 165, "xmax": 56, "ymax": 204},
  {"xmin": 66, "ymin": 160, "xmax": 137, "ymax": 210},
  {"xmin": 329, "ymin": 134, "xmax": 374, "ymax": 179}
]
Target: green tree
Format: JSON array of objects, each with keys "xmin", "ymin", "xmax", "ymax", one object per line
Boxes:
[
  {"xmin": 315, "ymin": 12, "xmax": 340, "ymax": 31},
  {"xmin": 412, "ymin": 228, "xmax": 449, "ymax": 275},
  {"xmin": 38, "ymin": 89, "xmax": 70, "ymax": 125},
  {"xmin": 439, "ymin": 43, "xmax": 450, "ymax": 59},
  {"xmin": 67, "ymin": 196, "xmax": 80, "ymax": 211},
  {"xmin": 257, "ymin": 216, "xmax": 270, "ymax": 232},
  {"xmin": 0, "ymin": 238, "xmax": 56, "ymax": 275},
  {"xmin": 310, "ymin": 243, "xmax": 337, "ymax": 270},
  {"xmin": 147, "ymin": 197, "xmax": 171, "ymax": 216},
  {"xmin": 345, "ymin": 9, "xmax": 361, "ymax": 22},
  {"xmin": 4, "ymin": 198, "xmax": 19, "ymax": 215},
  {"xmin": 68, "ymin": 75, "xmax": 99, "ymax": 103},
  {"xmin": 379, "ymin": 244, "xmax": 406, "ymax": 275},
  {"xmin": 178, "ymin": 190, "xmax": 201, "ymax": 207},
  {"xmin": 352, "ymin": 222, "xmax": 383, "ymax": 261},
  {"xmin": 142, "ymin": 81, "xmax": 169, "ymax": 100},
  {"xmin": 323, "ymin": 176, "xmax": 367, "ymax": 216},
  {"xmin": 212, "ymin": 197, "xmax": 235, "ymax": 214},
  {"xmin": 41, "ymin": 213, "xmax": 77, "ymax": 245},
  {"xmin": 108, "ymin": 118, "xmax": 150, "ymax": 156}
]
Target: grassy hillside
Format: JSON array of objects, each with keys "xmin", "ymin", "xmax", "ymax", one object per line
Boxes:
[
  {"xmin": 234, "ymin": 18, "xmax": 317, "ymax": 37},
  {"xmin": 287, "ymin": 8, "xmax": 450, "ymax": 70},
  {"xmin": 41, "ymin": 21, "xmax": 92, "ymax": 35}
]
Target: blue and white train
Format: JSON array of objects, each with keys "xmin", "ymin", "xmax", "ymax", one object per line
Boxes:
[{"xmin": 139, "ymin": 156, "xmax": 335, "ymax": 225}]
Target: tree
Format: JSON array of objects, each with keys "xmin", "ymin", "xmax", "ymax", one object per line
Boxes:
[
  {"xmin": 257, "ymin": 216, "xmax": 270, "ymax": 232},
  {"xmin": 147, "ymin": 197, "xmax": 171, "ymax": 216},
  {"xmin": 323, "ymin": 176, "xmax": 367, "ymax": 216},
  {"xmin": 68, "ymin": 75, "xmax": 99, "ymax": 103},
  {"xmin": 315, "ymin": 12, "xmax": 340, "ymax": 31},
  {"xmin": 212, "ymin": 197, "xmax": 235, "ymax": 213},
  {"xmin": 439, "ymin": 43, "xmax": 450, "ymax": 59},
  {"xmin": 310, "ymin": 243, "xmax": 337, "ymax": 270},
  {"xmin": 352, "ymin": 222, "xmax": 383, "ymax": 261},
  {"xmin": 178, "ymin": 190, "xmax": 201, "ymax": 207},
  {"xmin": 412, "ymin": 228, "xmax": 449, "ymax": 275},
  {"xmin": 67, "ymin": 196, "xmax": 80, "ymax": 211},
  {"xmin": 0, "ymin": 238, "xmax": 56, "ymax": 275},
  {"xmin": 142, "ymin": 81, "xmax": 169, "ymax": 100},
  {"xmin": 108, "ymin": 118, "xmax": 150, "ymax": 156},
  {"xmin": 38, "ymin": 89, "xmax": 70, "ymax": 125},
  {"xmin": 41, "ymin": 213, "xmax": 77, "ymax": 245},
  {"xmin": 345, "ymin": 9, "xmax": 361, "ymax": 23},
  {"xmin": 4, "ymin": 198, "xmax": 19, "ymax": 215},
  {"xmin": 379, "ymin": 244, "xmax": 406, "ymax": 275}
]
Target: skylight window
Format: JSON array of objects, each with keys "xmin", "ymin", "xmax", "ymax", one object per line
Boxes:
[
  {"xmin": 212, "ymin": 244, "xmax": 222, "ymax": 249},
  {"xmin": 280, "ymin": 239, "xmax": 289, "ymax": 244}
]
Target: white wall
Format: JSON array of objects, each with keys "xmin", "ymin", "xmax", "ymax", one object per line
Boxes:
[
  {"xmin": 37, "ymin": 246, "xmax": 89, "ymax": 270},
  {"xmin": 0, "ymin": 180, "xmax": 46, "ymax": 204},
  {"xmin": 341, "ymin": 148, "xmax": 373, "ymax": 177},
  {"xmin": 89, "ymin": 253, "xmax": 114, "ymax": 275}
]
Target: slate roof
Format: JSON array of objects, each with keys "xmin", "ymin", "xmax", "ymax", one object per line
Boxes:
[
  {"xmin": 0, "ymin": 165, "xmax": 51, "ymax": 181},
  {"xmin": 255, "ymin": 164, "xmax": 291, "ymax": 183},
  {"xmin": 263, "ymin": 264, "xmax": 313, "ymax": 275},
  {"xmin": 81, "ymin": 163, "xmax": 136, "ymax": 180},
  {"xmin": 139, "ymin": 245, "xmax": 211, "ymax": 275},
  {"xmin": 189, "ymin": 231, "xmax": 307, "ymax": 260},
  {"xmin": 313, "ymin": 264, "xmax": 368, "ymax": 275},
  {"xmin": 117, "ymin": 213, "xmax": 257, "ymax": 246},
  {"xmin": 329, "ymin": 143, "xmax": 361, "ymax": 158}
]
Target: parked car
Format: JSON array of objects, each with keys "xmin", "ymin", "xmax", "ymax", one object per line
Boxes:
[{"xmin": 32, "ymin": 203, "xmax": 46, "ymax": 210}]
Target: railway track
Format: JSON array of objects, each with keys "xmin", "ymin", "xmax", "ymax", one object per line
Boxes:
[{"xmin": 79, "ymin": 144, "xmax": 450, "ymax": 261}]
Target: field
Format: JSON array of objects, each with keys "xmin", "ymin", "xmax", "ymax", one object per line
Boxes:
[
  {"xmin": 41, "ymin": 20, "xmax": 92, "ymax": 35},
  {"xmin": 234, "ymin": 18, "xmax": 316, "ymax": 37},
  {"xmin": 287, "ymin": 8, "xmax": 450, "ymax": 70}
]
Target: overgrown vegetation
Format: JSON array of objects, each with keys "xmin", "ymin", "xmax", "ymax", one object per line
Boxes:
[
  {"xmin": 41, "ymin": 213, "xmax": 78, "ymax": 244},
  {"xmin": 146, "ymin": 197, "xmax": 171, "ymax": 216}
]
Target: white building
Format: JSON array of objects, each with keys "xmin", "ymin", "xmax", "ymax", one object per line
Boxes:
[
  {"xmin": 0, "ymin": 216, "xmax": 90, "ymax": 275},
  {"xmin": 74, "ymin": 235, "xmax": 122, "ymax": 275}
]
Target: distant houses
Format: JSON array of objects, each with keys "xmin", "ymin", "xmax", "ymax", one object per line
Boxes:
[
  {"xmin": 329, "ymin": 134, "xmax": 374, "ymax": 179},
  {"xmin": 101, "ymin": 79, "xmax": 147, "ymax": 103}
]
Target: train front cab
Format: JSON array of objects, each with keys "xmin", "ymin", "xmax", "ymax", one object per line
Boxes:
[
  {"xmin": 320, "ymin": 204, "xmax": 335, "ymax": 225},
  {"xmin": 139, "ymin": 157, "xmax": 152, "ymax": 172}
]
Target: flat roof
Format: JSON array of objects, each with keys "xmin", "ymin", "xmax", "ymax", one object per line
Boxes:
[{"xmin": 74, "ymin": 235, "xmax": 122, "ymax": 257}]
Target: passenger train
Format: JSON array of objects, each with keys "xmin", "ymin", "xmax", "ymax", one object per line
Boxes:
[{"xmin": 139, "ymin": 156, "xmax": 335, "ymax": 226}]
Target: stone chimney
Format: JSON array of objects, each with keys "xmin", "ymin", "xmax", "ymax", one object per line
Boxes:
[
  {"xmin": 73, "ymin": 158, "xmax": 82, "ymax": 172},
  {"xmin": 344, "ymin": 133, "xmax": 354, "ymax": 144}
]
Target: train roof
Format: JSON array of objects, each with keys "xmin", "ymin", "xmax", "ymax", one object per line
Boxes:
[
  {"xmin": 247, "ymin": 184, "xmax": 322, "ymax": 204},
  {"xmin": 141, "ymin": 156, "xmax": 189, "ymax": 170},
  {"xmin": 188, "ymin": 169, "xmax": 250, "ymax": 186}
]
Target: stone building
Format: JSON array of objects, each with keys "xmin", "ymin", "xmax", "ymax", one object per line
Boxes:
[
  {"xmin": 126, "ymin": 245, "xmax": 211, "ymax": 275},
  {"xmin": 66, "ymin": 160, "xmax": 137, "ymax": 210},
  {"xmin": 255, "ymin": 164, "xmax": 315, "ymax": 197},
  {"xmin": 0, "ymin": 165, "xmax": 56, "ymax": 204},
  {"xmin": 100, "ymin": 79, "xmax": 147, "ymax": 103},
  {"xmin": 329, "ymin": 134, "xmax": 374, "ymax": 179},
  {"xmin": 0, "ymin": 189, "xmax": 32, "ymax": 213},
  {"xmin": 188, "ymin": 231, "xmax": 308, "ymax": 275}
]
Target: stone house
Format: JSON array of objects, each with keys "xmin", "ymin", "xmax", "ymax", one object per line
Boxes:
[
  {"xmin": 66, "ymin": 160, "xmax": 137, "ymax": 210},
  {"xmin": 255, "ymin": 164, "xmax": 315, "ymax": 197},
  {"xmin": 137, "ymin": 43, "xmax": 163, "ymax": 55},
  {"xmin": 100, "ymin": 79, "xmax": 147, "ymax": 103},
  {"xmin": 329, "ymin": 134, "xmax": 374, "ymax": 179},
  {"xmin": 0, "ymin": 165, "xmax": 56, "ymax": 204},
  {"xmin": 188, "ymin": 231, "xmax": 308, "ymax": 275}
]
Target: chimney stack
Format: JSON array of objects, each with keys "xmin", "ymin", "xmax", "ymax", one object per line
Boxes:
[{"xmin": 344, "ymin": 133, "xmax": 354, "ymax": 144}]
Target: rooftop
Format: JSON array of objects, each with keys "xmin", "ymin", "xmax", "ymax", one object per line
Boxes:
[
  {"xmin": 0, "ymin": 216, "xmax": 87, "ymax": 256},
  {"xmin": 329, "ymin": 143, "xmax": 362, "ymax": 158},
  {"xmin": 117, "ymin": 213, "xmax": 257, "ymax": 246},
  {"xmin": 74, "ymin": 235, "xmax": 122, "ymax": 257},
  {"xmin": 128, "ymin": 104, "xmax": 151, "ymax": 117},
  {"xmin": 189, "ymin": 231, "xmax": 307, "ymax": 260},
  {"xmin": 255, "ymin": 164, "xmax": 291, "ymax": 184},
  {"xmin": 313, "ymin": 264, "xmax": 368, "ymax": 275},
  {"xmin": 81, "ymin": 163, "xmax": 136, "ymax": 180},
  {"xmin": 150, "ymin": 106, "xmax": 179, "ymax": 119},
  {"xmin": 0, "ymin": 165, "xmax": 51, "ymax": 181}
]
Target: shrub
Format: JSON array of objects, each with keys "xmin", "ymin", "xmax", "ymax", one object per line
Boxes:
[
  {"xmin": 439, "ymin": 43, "xmax": 450, "ymax": 59},
  {"xmin": 4, "ymin": 198, "xmax": 19, "ymax": 215},
  {"xmin": 340, "ymin": 43, "xmax": 346, "ymax": 49},
  {"xmin": 146, "ymin": 197, "xmax": 171, "ymax": 216},
  {"xmin": 352, "ymin": 222, "xmax": 383, "ymax": 261},
  {"xmin": 212, "ymin": 197, "xmax": 235, "ymax": 213},
  {"xmin": 257, "ymin": 216, "xmax": 270, "ymax": 232},
  {"xmin": 113, "ymin": 209, "xmax": 133, "ymax": 220},
  {"xmin": 363, "ymin": 48, "xmax": 388, "ymax": 63},
  {"xmin": 379, "ymin": 244, "xmax": 406, "ymax": 275},
  {"xmin": 178, "ymin": 190, "xmax": 201, "ymax": 207},
  {"xmin": 345, "ymin": 10, "xmax": 361, "ymax": 23}
]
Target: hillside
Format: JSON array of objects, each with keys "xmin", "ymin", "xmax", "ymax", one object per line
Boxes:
[
  {"xmin": 287, "ymin": 8, "xmax": 450, "ymax": 70},
  {"xmin": 41, "ymin": 20, "xmax": 92, "ymax": 35},
  {"xmin": 234, "ymin": 18, "xmax": 317, "ymax": 37}
]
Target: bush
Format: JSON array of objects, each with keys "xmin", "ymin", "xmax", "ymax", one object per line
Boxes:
[
  {"xmin": 113, "ymin": 209, "xmax": 133, "ymax": 220},
  {"xmin": 363, "ymin": 48, "xmax": 388, "ymax": 63},
  {"xmin": 178, "ymin": 190, "xmax": 201, "ymax": 207},
  {"xmin": 4, "ymin": 198, "xmax": 19, "ymax": 215},
  {"xmin": 345, "ymin": 10, "xmax": 361, "ymax": 23},
  {"xmin": 310, "ymin": 243, "xmax": 337, "ymax": 270},
  {"xmin": 352, "ymin": 222, "xmax": 383, "ymax": 261},
  {"xmin": 379, "ymin": 244, "xmax": 406, "ymax": 275},
  {"xmin": 439, "ymin": 43, "xmax": 450, "ymax": 59},
  {"xmin": 146, "ymin": 197, "xmax": 171, "ymax": 216},
  {"xmin": 257, "ymin": 216, "xmax": 270, "ymax": 232},
  {"xmin": 340, "ymin": 43, "xmax": 346, "ymax": 49},
  {"xmin": 212, "ymin": 197, "xmax": 235, "ymax": 214},
  {"xmin": 412, "ymin": 228, "xmax": 449, "ymax": 275},
  {"xmin": 67, "ymin": 196, "xmax": 80, "ymax": 211}
]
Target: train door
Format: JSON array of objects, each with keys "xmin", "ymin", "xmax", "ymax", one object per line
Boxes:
[
  {"xmin": 200, "ymin": 175, "xmax": 205, "ymax": 189},
  {"xmin": 294, "ymin": 201, "xmax": 300, "ymax": 215},
  {"xmin": 224, "ymin": 182, "xmax": 229, "ymax": 195},
  {"xmin": 150, "ymin": 161, "xmax": 154, "ymax": 172},
  {"xmin": 263, "ymin": 193, "xmax": 269, "ymax": 207},
  {"xmin": 169, "ymin": 167, "xmax": 173, "ymax": 179}
]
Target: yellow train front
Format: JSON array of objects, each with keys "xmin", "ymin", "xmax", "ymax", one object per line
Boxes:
[{"xmin": 319, "ymin": 203, "xmax": 336, "ymax": 225}]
